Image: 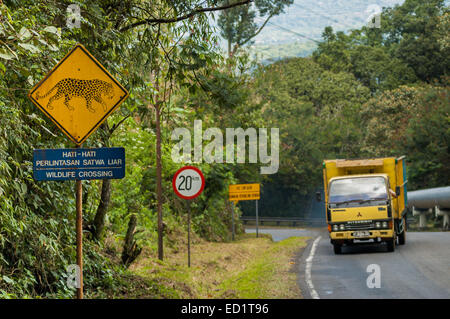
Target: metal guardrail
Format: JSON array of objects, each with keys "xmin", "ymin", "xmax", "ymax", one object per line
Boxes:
[{"xmin": 240, "ymin": 216, "xmax": 326, "ymax": 227}]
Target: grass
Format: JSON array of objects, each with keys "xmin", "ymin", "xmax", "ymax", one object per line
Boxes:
[
  {"xmin": 220, "ymin": 236, "xmax": 307, "ymax": 298},
  {"xmin": 129, "ymin": 233, "xmax": 308, "ymax": 299}
]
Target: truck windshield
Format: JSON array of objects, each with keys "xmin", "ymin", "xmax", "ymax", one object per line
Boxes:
[{"xmin": 328, "ymin": 177, "xmax": 388, "ymax": 208}]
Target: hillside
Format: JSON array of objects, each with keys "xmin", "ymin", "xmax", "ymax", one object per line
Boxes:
[{"xmin": 247, "ymin": 0, "xmax": 405, "ymax": 61}]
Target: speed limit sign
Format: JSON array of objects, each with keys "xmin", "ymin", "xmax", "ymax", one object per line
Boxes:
[
  {"xmin": 172, "ymin": 166, "xmax": 205, "ymax": 200},
  {"xmin": 172, "ymin": 166, "xmax": 205, "ymax": 268}
]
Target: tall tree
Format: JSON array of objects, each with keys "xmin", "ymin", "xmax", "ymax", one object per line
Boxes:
[
  {"xmin": 382, "ymin": 0, "xmax": 449, "ymax": 82},
  {"xmin": 313, "ymin": 0, "xmax": 449, "ymax": 92}
]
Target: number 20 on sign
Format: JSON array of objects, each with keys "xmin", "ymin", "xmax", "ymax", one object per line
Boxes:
[{"xmin": 172, "ymin": 166, "xmax": 205, "ymax": 200}]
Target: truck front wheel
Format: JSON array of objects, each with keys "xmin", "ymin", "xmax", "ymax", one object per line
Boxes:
[
  {"xmin": 386, "ymin": 237, "xmax": 396, "ymax": 252},
  {"xmin": 333, "ymin": 244, "xmax": 342, "ymax": 254}
]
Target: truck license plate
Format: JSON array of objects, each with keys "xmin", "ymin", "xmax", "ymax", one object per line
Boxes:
[{"xmin": 353, "ymin": 231, "xmax": 370, "ymax": 238}]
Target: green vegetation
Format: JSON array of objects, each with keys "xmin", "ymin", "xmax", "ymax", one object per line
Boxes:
[
  {"xmin": 0, "ymin": 0, "xmax": 250, "ymax": 298},
  {"xmin": 220, "ymin": 236, "xmax": 305, "ymax": 298},
  {"xmin": 250, "ymin": 0, "xmax": 449, "ymax": 217},
  {"xmin": 0, "ymin": 0, "xmax": 448, "ymax": 298},
  {"xmin": 133, "ymin": 234, "xmax": 307, "ymax": 299}
]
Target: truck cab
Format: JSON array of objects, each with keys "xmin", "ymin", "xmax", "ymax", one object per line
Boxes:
[{"xmin": 322, "ymin": 157, "xmax": 407, "ymax": 254}]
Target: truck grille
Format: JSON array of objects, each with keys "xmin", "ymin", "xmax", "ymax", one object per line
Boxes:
[{"xmin": 345, "ymin": 221, "xmax": 374, "ymax": 230}]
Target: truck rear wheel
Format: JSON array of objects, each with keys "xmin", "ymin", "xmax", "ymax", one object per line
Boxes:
[
  {"xmin": 333, "ymin": 244, "xmax": 342, "ymax": 254},
  {"xmin": 398, "ymin": 230, "xmax": 406, "ymax": 245}
]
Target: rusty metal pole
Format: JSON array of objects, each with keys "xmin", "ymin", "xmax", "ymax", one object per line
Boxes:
[
  {"xmin": 155, "ymin": 103, "xmax": 164, "ymax": 261},
  {"xmin": 75, "ymin": 144, "xmax": 83, "ymax": 299}
]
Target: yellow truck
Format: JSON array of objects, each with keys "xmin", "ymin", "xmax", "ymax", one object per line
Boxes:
[{"xmin": 320, "ymin": 157, "xmax": 408, "ymax": 254}]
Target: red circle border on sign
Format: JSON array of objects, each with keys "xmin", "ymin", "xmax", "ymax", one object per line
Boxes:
[{"xmin": 172, "ymin": 166, "xmax": 205, "ymax": 200}]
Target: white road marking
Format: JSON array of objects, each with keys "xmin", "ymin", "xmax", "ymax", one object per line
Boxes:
[{"xmin": 305, "ymin": 236, "xmax": 321, "ymax": 299}]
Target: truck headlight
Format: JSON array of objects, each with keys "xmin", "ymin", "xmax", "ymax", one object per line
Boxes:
[
  {"xmin": 382, "ymin": 221, "xmax": 388, "ymax": 228},
  {"xmin": 339, "ymin": 224, "xmax": 345, "ymax": 231},
  {"xmin": 375, "ymin": 222, "xmax": 381, "ymax": 228},
  {"xmin": 333, "ymin": 225, "xmax": 339, "ymax": 231}
]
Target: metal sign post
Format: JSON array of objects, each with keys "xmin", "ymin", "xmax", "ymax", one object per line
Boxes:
[
  {"xmin": 256, "ymin": 200, "xmax": 259, "ymax": 238},
  {"xmin": 231, "ymin": 201, "xmax": 235, "ymax": 241},
  {"xmin": 172, "ymin": 166, "xmax": 205, "ymax": 268},
  {"xmin": 187, "ymin": 200, "xmax": 191, "ymax": 267},
  {"xmin": 75, "ymin": 144, "xmax": 83, "ymax": 299}
]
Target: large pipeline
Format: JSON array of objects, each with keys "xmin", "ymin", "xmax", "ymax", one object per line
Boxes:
[{"xmin": 407, "ymin": 186, "xmax": 450, "ymax": 209}]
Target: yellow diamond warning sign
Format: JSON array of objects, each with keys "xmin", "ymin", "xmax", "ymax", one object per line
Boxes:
[{"xmin": 28, "ymin": 44, "xmax": 129, "ymax": 145}]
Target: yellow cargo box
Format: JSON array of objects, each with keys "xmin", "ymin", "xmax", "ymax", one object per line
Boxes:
[{"xmin": 323, "ymin": 157, "xmax": 407, "ymax": 218}]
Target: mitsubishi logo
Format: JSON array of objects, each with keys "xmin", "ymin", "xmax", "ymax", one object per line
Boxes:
[{"xmin": 357, "ymin": 212, "xmax": 362, "ymax": 217}]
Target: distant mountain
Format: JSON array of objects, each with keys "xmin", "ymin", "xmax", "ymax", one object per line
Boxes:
[
  {"xmin": 246, "ymin": 0, "xmax": 405, "ymax": 61},
  {"xmin": 253, "ymin": 0, "xmax": 405, "ymax": 45},
  {"xmin": 249, "ymin": 41, "xmax": 316, "ymax": 64}
]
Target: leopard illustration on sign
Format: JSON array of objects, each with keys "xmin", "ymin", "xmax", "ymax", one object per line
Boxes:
[
  {"xmin": 28, "ymin": 43, "xmax": 129, "ymax": 145},
  {"xmin": 35, "ymin": 78, "xmax": 115, "ymax": 113}
]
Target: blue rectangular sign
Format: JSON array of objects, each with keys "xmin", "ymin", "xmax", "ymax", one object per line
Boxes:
[{"xmin": 33, "ymin": 147, "xmax": 125, "ymax": 181}]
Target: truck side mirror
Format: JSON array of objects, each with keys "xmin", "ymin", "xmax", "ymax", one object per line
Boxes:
[
  {"xmin": 315, "ymin": 191, "xmax": 322, "ymax": 202},
  {"xmin": 395, "ymin": 186, "xmax": 401, "ymax": 196}
]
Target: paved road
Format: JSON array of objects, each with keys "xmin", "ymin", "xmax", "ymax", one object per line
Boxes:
[{"xmin": 246, "ymin": 227, "xmax": 450, "ymax": 299}]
